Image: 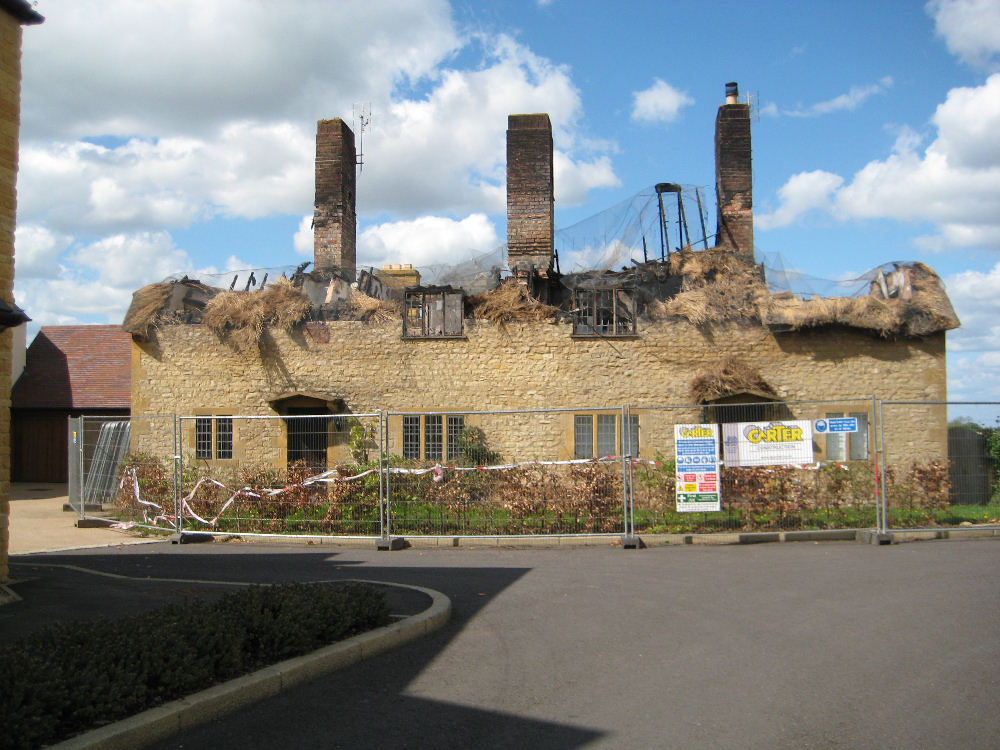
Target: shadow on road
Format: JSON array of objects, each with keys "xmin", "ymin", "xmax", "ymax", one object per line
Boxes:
[{"xmin": 4, "ymin": 547, "xmax": 605, "ymax": 749}]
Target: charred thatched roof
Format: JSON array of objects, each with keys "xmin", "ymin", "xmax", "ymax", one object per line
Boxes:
[
  {"xmin": 760, "ymin": 262, "xmax": 959, "ymax": 337},
  {"xmin": 467, "ymin": 280, "xmax": 560, "ymax": 325},
  {"xmin": 645, "ymin": 248, "xmax": 768, "ymax": 325},
  {"xmin": 122, "ymin": 248, "xmax": 958, "ymax": 341},
  {"xmin": 122, "ymin": 278, "xmax": 218, "ymax": 338},
  {"xmin": 344, "ymin": 289, "xmax": 400, "ymax": 325},
  {"xmin": 202, "ymin": 278, "xmax": 311, "ymax": 351},
  {"xmin": 641, "ymin": 251, "xmax": 958, "ymax": 337}
]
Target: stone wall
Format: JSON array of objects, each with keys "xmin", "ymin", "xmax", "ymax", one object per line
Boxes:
[
  {"xmin": 131, "ymin": 318, "xmax": 948, "ymax": 471},
  {"xmin": 0, "ymin": 9, "xmax": 23, "ymax": 584}
]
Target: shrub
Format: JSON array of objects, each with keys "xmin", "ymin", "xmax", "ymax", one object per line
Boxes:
[{"xmin": 0, "ymin": 583, "xmax": 389, "ymax": 750}]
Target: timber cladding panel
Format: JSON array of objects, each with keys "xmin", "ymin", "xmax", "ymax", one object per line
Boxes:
[{"xmin": 130, "ymin": 321, "xmax": 948, "ymax": 467}]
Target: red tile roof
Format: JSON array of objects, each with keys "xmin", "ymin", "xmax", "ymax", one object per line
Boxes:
[{"xmin": 12, "ymin": 325, "xmax": 132, "ymax": 410}]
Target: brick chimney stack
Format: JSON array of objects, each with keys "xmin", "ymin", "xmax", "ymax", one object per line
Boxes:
[
  {"xmin": 313, "ymin": 118, "xmax": 357, "ymax": 280},
  {"xmin": 506, "ymin": 114, "xmax": 554, "ymax": 274},
  {"xmin": 714, "ymin": 82, "xmax": 753, "ymax": 258}
]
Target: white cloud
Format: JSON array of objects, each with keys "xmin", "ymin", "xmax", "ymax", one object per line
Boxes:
[
  {"xmin": 941, "ymin": 262, "xmax": 1000, "ymax": 403},
  {"xmin": 630, "ymin": 79, "xmax": 694, "ymax": 124},
  {"xmin": 756, "ymin": 171, "xmax": 844, "ymax": 230},
  {"xmin": 293, "ymin": 215, "xmax": 313, "ymax": 257},
  {"xmin": 929, "ymin": 75, "xmax": 1000, "ymax": 168},
  {"xmin": 773, "ymin": 77, "xmax": 894, "ymax": 118},
  {"xmin": 16, "ymin": 277, "xmax": 136, "ymax": 328},
  {"xmin": 71, "ymin": 232, "xmax": 193, "ymax": 289},
  {"xmin": 834, "ymin": 74, "xmax": 1000, "ymax": 246},
  {"xmin": 948, "ymin": 352, "xmax": 1000, "ymax": 404},
  {"xmin": 945, "ymin": 262, "xmax": 1000, "ymax": 353},
  {"xmin": 357, "ymin": 34, "xmax": 612, "ymax": 217},
  {"xmin": 18, "ymin": 125, "xmax": 315, "ymax": 234},
  {"xmin": 22, "ymin": 0, "xmax": 461, "ymax": 140},
  {"xmin": 18, "ymin": 26, "xmax": 616, "ymax": 238},
  {"xmin": 927, "ymin": 0, "xmax": 1000, "ymax": 69},
  {"xmin": 14, "ymin": 225, "xmax": 73, "ymax": 279},
  {"xmin": 554, "ymin": 152, "xmax": 620, "ymax": 206},
  {"xmin": 358, "ymin": 213, "xmax": 501, "ymax": 270},
  {"xmin": 761, "ymin": 75, "xmax": 1000, "ymax": 250}
]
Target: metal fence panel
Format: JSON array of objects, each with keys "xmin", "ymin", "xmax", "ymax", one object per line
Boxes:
[
  {"xmin": 384, "ymin": 407, "xmax": 630, "ymax": 537},
  {"xmin": 78, "ymin": 399, "xmax": 999, "ymax": 541},
  {"xmin": 880, "ymin": 401, "xmax": 999, "ymax": 530},
  {"xmin": 628, "ymin": 399, "xmax": 880, "ymax": 533},
  {"xmin": 169, "ymin": 413, "xmax": 383, "ymax": 537},
  {"xmin": 68, "ymin": 415, "xmax": 178, "ymax": 524}
]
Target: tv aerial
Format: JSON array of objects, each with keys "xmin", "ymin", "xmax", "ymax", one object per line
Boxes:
[{"xmin": 353, "ymin": 103, "xmax": 371, "ymax": 172}]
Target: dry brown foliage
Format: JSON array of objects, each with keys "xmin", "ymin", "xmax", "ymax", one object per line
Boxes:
[
  {"xmin": 467, "ymin": 280, "xmax": 559, "ymax": 324},
  {"xmin": 690, "ymin": 357, "xmax": 777, "ymax": 403},
  {"xmin": 203, "ymin": 278, "xmax": 311, "ymax": 350}
]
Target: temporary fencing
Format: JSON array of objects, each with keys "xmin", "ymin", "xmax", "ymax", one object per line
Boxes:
[
  {"xmin": 71, "ymin": 399, "xmax": 999, "ymax": 542},
  {"xmin": 383, "ymin": 407, "xmax": 630, "ymax": 537},
  {"xmin": 878, "ymin": 401, "xmax": 1000, "ymax": 532}
]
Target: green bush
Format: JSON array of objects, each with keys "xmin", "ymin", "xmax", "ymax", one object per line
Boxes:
[{"xmin": 0, "ymin": 582, "xmax": 389, "ymax": 750}]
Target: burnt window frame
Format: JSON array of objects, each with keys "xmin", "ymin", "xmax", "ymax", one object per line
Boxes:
[
  {"xmin": 403, "ymin": 287, "xmax": 465, "ymax": 339},
  {"xmin": 572, "ymin": 286, "xmax": 637, "ymax": 337}
]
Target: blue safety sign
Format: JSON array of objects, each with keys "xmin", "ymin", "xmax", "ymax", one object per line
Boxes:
[{"xmin": 813, "ymin": 417, "xmax": 858, "ymax": 434}]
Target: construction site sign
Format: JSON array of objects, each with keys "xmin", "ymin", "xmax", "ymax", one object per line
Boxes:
[
  {"xmin": 674, "ymin": 424, "xmax": 721, "ymax": 512},
  {"xmin": 722, "ymin": 420, "xmax": 814, "ymax": 467}
]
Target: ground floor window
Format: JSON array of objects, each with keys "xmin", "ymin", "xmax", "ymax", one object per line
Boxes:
[
  {"xmin": 403, "ymin": 414, "xmax": 465, "ymax": 461},
  {"xmin": 574, "ymin": 413, "xmax": 638, "ymax": 458},
  {"xmin": 195, "ymin": 416, "xmax": 233, "ymax": 460},
  {"xmin": 825, "ymin": 412, "xmax": 869, "ymax": 461}
]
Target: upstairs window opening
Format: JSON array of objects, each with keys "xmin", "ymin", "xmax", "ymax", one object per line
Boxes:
[
  {"xmin": 404, "ymin": 287, "xmax": 464, "ymax": 338},
  {"xmin": 572, "ymin": 287, "xmax": 636, "ymax": 336}
]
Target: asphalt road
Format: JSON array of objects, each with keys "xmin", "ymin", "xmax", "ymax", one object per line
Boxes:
[{"xmin": 7, "ymin": 539, "xmax": 1000, "ymax": 749}]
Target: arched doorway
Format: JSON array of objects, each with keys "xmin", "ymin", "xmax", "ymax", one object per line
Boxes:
[{"xmin": 268, "ymin": 392, "xmax": 347, "ymax": 474}]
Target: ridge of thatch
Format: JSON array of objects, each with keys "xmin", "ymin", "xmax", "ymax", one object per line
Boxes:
[
  {"xmin": 467, "ymin": 280, "xmax": 559, "ymax": 324},
  {"xmin": 345, "ymin": 289, "xmax": 401, "ymax": 324},
  {"xmin": 122, "ymin": 283, "xmax": 173, "ymax": 337},
  {"xmin": 761, "ymin": 262, "xmax": 960, "ymax": 337},
  {"xmin": 202, "ymin": 278, "xmax": 311, "ymax": 350},
  {"xmin": 642, "ymin": 249, "xmax": 959, "ymax": 337},
  {"xmin": 690, "ymin": 357, "xmax": 778, "ymax": 404}
]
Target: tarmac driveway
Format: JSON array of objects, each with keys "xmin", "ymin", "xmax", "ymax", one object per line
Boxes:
[{"xmin": 5, "ymin": 539, "xmax": 1000, "ymax": 749}]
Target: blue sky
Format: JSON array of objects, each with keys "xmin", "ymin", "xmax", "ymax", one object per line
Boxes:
[{"xmin": 13, "ymin": 0, "xmax": 1000, "ymax": 405}]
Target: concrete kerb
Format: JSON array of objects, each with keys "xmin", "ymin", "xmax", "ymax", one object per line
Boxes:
[
  {"xmin": 157, "ymin": 526, "xmax": 1000, "ymax": 550},
  {"xmin": 50, "ymin": 580, "xmax": 452, "ymax": 750}
]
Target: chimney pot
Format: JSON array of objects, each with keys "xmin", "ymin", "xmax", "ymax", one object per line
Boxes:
[{"xmin": 725, "ymin": 81, "xmax": 739, "ymax": 105}]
